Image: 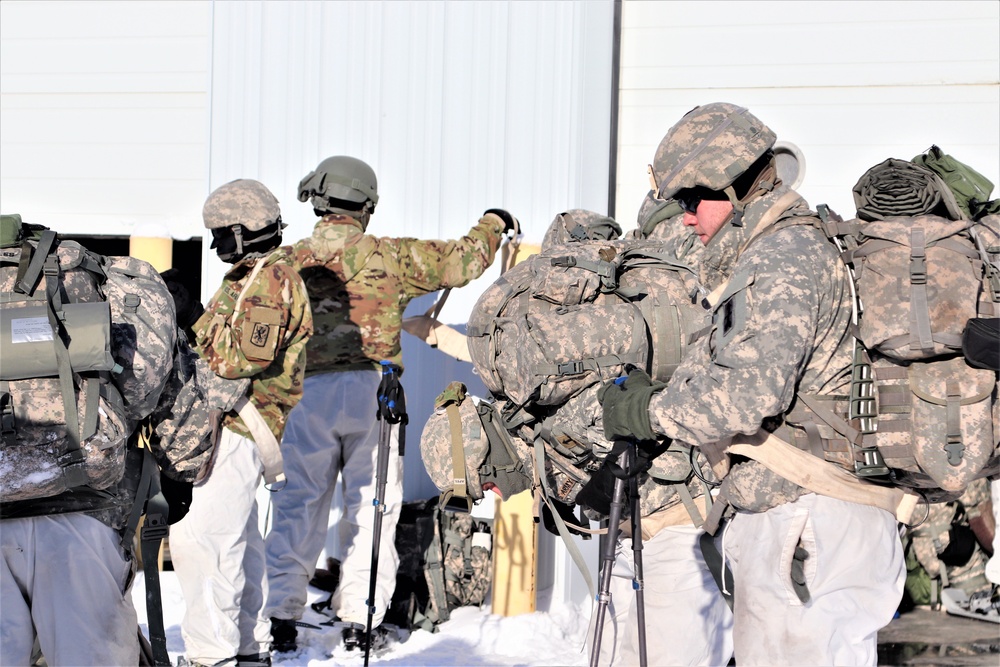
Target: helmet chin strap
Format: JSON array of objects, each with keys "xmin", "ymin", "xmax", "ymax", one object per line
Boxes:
[{"xmin": 232, "ymin": 225, "xmax": 244, "ymax": 255}]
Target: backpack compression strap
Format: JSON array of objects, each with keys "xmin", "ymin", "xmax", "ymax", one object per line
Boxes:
[{"xmin": 18, "ymin": 231, "xmax": 91, "ymax": 488}]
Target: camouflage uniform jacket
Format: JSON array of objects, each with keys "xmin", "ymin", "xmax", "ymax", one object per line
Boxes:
[
  {"xmin": 647, "ymin": 188, "xmax": 856, "ymax": 512},
  {"xmin": 194, "ymin": 249, "xmax": 313, "ymax": 441},
  {"xmin": 290, "ymin": 214, "xmax": 505, "ymax": 375}
]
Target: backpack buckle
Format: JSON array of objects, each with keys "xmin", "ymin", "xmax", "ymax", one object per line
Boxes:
[
  {"xmin": 556, "ymin": 361, "xmax": 584, "ymax": 375},
  {"xmin": 141, "ymin": 512, "xmax": 169, "ymax": 541},
  {"xmin": 909, "ymin": 256, "xmax": 927, "ymax": 285}
]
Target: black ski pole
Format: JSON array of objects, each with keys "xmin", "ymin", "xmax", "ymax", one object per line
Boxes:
[
  {"xmin": 364, "ymin": 361, "xmax": 406, "ymax": 666},
  {"xmin": 589, "ymin": 446, "xmax": 629, "ymax": 667},
  {"xmin": 628, "ymin": 443, "xmax": 647, "ymax": 667}
]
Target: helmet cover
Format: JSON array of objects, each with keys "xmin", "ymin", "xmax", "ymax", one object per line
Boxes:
[
  {"xmin": 203, "ymin": 179, "xmax": 281, "ymax": 232},
  {"xmin": 542, "ymin": 209, "xmax": 622, "ymax": 250},
  {"xmin": 652, "ymin": 103, "xmax": 776, "ymax": 200}
]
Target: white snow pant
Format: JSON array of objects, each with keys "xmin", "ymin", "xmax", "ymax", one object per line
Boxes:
[
  {"xmin": 171, "ymin": 428, "xmax": 270, "ymax": 664},
  {"xmin": 0, "ymin": 513, "xmax": 139, "ymax": 667},
  {"xmin": 588, "ymin": 525, "xmax": 734, "ymax": 667},
  {"xmin": 724, "ymin": 494, "xmax": 904, "ymax": 666},
  {"xmin": 265, "ymin": 370, "xmax": 402, "ymax": 627}
]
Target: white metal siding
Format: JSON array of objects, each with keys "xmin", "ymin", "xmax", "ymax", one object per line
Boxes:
[
  {"xmin": 616, "ymin": 0, "xmax": 1000, "ymax": 228},
  {"xmin": 204, "ymin": 1, "xmax": 614, "ymax": 522},
  {"xmin": 0, "ymin": 0, "xmax": 211, "ymax": 239}
]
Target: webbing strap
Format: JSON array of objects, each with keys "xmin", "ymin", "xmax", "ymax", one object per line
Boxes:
[
  {"xmin": 425, "ymin": 509, "xmax": 449, "ymax": 623},
  {"xmin": 726, "ymin": 431, "xmax": 919, "ymax": 523},
  {"xmin": 797, "ymin": 393, "xmax": 862, "ymax": 446},
  {"xmin": 38, "ymin": 253, "xmax": 88, "ymax": 487},
  {"xmin": 535, "ymin": 353, "xmax": 632, "ymax": 379},
  {"xmin": 673, "ymin": 482, "xmax": 704, "ymax": 528},
  {"xmin": 80, "ymin": 377, "xmax": 100, "ymax": 441},
  {"xmin": 532, "ymin": 438, "xmax": 598, "ymax": 600},
  {"xmin": 549, "ymin": 255, "xmax": 617, "ymax": 291},
  {"xmin": 234, "ymin": 396, "xmax": 285, "ymax": 485},
  {"xmin": 970, "ymin": 225, "xmax": 1000, "ymax": 304},
  {"xmin": 140, "ymin": 482, "xmax": 171, "ymax": 667},
  {"xmin": 908, "ymin": 226, "xmax": 934, "ymax": 353},
  {"xmin": 14, "ymin": 230, "xmax": 56, "ymax": 295},
  {"xmin": 445, "ymin": 404, "xmax": 468, "ymax": 501},
  {"xmin": 944, "ymin": 381, "xmax": 963, "ymax": 466}
]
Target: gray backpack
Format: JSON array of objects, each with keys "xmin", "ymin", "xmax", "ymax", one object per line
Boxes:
[
  {"xmin": 1, "ymin": 220, "xmax": 175, "ymax": 502},
  {"xmin": 466, "ymin": 238, "xmax": 704, "ymax": 409}
]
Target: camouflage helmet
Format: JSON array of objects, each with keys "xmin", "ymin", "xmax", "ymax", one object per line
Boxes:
[
  {"xmin": 203, "ymin": 179, "xmax": 281, "ymax": 231},
  {"xmin": 651, "ymin": 103, "xmax": 776, "ymax": 201},
  {"xmin": 421, "ymin": 382, "xmax": 533, "ymax": 506},
  {"xmin": 541, "ymin": 209, "xmax": 622, "ymax": 250},
  {"xmin": 297, "ymin": 155, "xmax": 379, "ymax": 215},
  {"xmin": 420, "ymin": 382, "xmax": 491, "ymax": 504}
]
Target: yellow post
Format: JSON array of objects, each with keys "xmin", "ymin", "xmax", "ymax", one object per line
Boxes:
[
  {"xmin": 129, "ymin": 222, "xmax": 172, "ymax": 273},
  {"xmin": 491, "ymin": 240, "xmax": 542, "ymax": 616},
  {"xmin": 491, "ymin": 489, "xmax": 537, "ymax": 616}
]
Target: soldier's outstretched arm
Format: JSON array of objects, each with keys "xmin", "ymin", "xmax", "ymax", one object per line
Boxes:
[{"xmin": 395, "ymin": 213, "xmax": 508, "ymax": 295}]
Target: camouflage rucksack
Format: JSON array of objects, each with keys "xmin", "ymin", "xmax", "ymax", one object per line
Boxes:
[
  {"xmin": 0, "ymin": 218, "xmax": 175, "ymax": 502},
  {"xmin": 143, "ymin": 331, "xmax": 250, "ymax": 484},
  {"xmin": 385, "ymin": 495, "xmax": 493, "ymax": 632},
  {"xmin": 816, "ymin": 156, "xmax": 1000, "ymax": 495},
  {"xmin": 466, "ymin": 237, "xmax": 703, "ymax": 409}
]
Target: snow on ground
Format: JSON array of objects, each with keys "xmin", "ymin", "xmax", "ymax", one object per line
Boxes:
[{"xmin": 133, "ymin": 571, "xmax": 592, "ymax": 666}]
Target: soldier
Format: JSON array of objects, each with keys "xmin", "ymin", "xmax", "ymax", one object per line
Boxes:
[
  {"xmin": 421, "ymin": 204, "xmax": 734, "ymax": 666},
  {"xmin": 600, "ymin": 103, "xmax": 905, "ymax": 665},
  {"xmin": 263, "ymin": 155, "xmax": 515, "ymax": 653},
  {"xmin": 171, "ymin": 179, "xmax": 313, "ymax": 667}
]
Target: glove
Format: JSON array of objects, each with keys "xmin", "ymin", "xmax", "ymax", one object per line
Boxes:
[
  {"xmin": 597, "ymin": 368, "xmax": 664, "ymax": 443},
  {"xmin": 790, "ymin": 544, "xmax": 811, "ymax": 603},
  {"xmin": 483, "ymin": 208, "xmax": 520, "ymax": 235}
]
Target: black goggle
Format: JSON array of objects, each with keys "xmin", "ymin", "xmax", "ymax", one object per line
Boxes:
[
  {"xmin": 676, "ymin": 188, "xmax": 725, "ymax": 215},
  {"xmin": 440, "ymin": 489, "xmax": 474, "ymax": 514}
]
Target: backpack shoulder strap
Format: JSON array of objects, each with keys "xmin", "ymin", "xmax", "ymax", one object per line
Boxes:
[
  {"xmin": 13, "ymin": 230, "xmax": 57, "ymax": 296},
  {"xmin": 423, "ymin": 505, "xmax": 450, "ymax": 625}
]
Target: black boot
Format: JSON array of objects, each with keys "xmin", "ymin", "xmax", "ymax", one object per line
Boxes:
[
  {"xmin": 341, "ymin": 623, "xmax": 394, "ymax": 653},
  {"xmin": 269, "ymin": 617, "xmax": 297, "ymax": 654}
]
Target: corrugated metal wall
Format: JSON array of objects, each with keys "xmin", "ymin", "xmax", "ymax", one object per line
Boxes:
[
  {"xmin": 1, "ymin": 0, "xmax": 613, "ymax": 606},
  {"xmin": 203, "ymin": 3, "xmax": 614, "ymax": 536},
  {"xmin": 0, "ymin": 0, "xmax": 212, "ymax": 239},
  {"xmin": 615, "ymin": 0, "xmax": 1000, "ymax": 229}
]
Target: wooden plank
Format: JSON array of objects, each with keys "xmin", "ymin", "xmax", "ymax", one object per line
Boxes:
[{"xmin": 491, "ymin": 489, "xmax": 538, "ymax": 617}]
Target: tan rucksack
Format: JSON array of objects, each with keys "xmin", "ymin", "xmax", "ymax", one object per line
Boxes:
[{"xmin": 822, "ymin": 163, "xmax": 1000, "ymax": 495}]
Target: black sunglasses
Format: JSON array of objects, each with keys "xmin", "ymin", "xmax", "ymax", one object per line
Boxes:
[{"xmin": 676, "ymin": 187, "xmax": 726, "ymax": 215}]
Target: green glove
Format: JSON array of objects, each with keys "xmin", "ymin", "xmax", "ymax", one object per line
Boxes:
[{"xmin": 597, "ymin": 368, "xmax": 664, "ymax": 443}]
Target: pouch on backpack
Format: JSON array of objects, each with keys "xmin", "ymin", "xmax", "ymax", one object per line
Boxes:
[
  {"xmin": 872, "ymin": 355, "xmax": 995, "ymax": 492},
  {"xmin": 0, "ymin": 302, "xmax": 115, "ymax": 379},
  {"xmin": 850, "ymin": 215, "xmax": 983, "ymax": 361},
  {"xmin": 962, "ymin": 318, "xmax": 1000, "ymax": 371}
]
